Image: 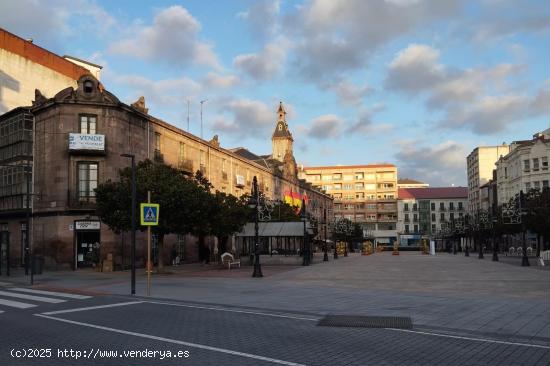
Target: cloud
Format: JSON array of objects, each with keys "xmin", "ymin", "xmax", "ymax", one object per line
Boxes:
[
  {"xmin": 211, "ymin": 98, "xmax": 275, "ymax": 138},
  {"xmin": 202, "ymin": 72, "xmax": 240, "ymax": 89},
  {"xmin": 109, "ymin": 6, "xmax": 220, "ymax": 69},
  {"xmin": 395, "ymin": 140, "xmax": 467, "ymax": 186},
  {"xmin": 233, "ymin": 39, "xmax": 289, "ymax": 80},
  {"xmin": 385, "ymin": 44, "xmax": 446, "ymax": 92},
  {"xmin": 306, "ymin": 114, "xmax": 345, "ymax": 139},
  {"xmin": 330, "ymin": 79, "xmax": 373, "ymax": 106},
  {"xmin": 346, "ymin": 106, "xmax": 393, "ymax": 136},
  {"xmin": 114, "ymin": 74, "xmax": 201, "ymax": 107},
  {"xmin": 287, "ymin": 0, "xmax": 461, "ymax": 80},
  {"xmin": 530, "ymin": 84, "xmax": 550, "ymax": 116},
  {"xmin": 385, "ymin": 43, "xmax": 531, "ymax": 134},
  {"xmin": 0, "ymin": 0, "xmax": 116, "ymax": 42},
  {"xmin": 237, "ymin": 0, "xmax": 281, "ymax": 41}
]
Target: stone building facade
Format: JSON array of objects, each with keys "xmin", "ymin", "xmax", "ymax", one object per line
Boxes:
[{"xmin": 0, "ymin": 75, "xmax": 332, "ymax": 270}]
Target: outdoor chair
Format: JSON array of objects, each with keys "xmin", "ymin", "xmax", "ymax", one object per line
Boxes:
[{"xmin": 221, "ymin": 252, "xmax": 241, "ymax": 270}]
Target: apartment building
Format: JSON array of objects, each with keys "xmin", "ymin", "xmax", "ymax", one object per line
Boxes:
[
  {"xmin": 496, "ymin": 128, "xmax": 550, "ymax": 205},
  {"xmin": 397, "ymin": 187, "xmax": 468, "ymax": 247},
  {"xmin": 467, "ymin": 144, "xmax": 510, "ymax": 214},
  {"xmin": 299, "ymin": 164, "xmax": 398, "ymax": 245}
]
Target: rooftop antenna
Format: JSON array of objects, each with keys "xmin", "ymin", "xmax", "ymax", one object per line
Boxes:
[
  {"xmin": 187, "ymin": 100, "xmax": 190, "ymax": 132},
  {"xmin": 200, "ymin": 99, "xmax": 207, "ymax": 139}
]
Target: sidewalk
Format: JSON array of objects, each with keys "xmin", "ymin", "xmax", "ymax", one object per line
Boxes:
[{"xmin": 3, "ymin": 252, "xmax": 550, "ymax": 344}]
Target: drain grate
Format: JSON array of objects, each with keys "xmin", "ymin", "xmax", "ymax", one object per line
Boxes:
[{"xmin": 318, "ymin": 315, "xmax": 413, "ymax": 329}]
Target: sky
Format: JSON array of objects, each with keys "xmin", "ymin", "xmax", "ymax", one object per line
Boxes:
[{"xmin": 1, "ymin": 0, "xmax": 550, "ymax": 186}]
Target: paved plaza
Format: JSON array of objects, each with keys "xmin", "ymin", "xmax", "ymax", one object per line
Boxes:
[{"xmin": 1, "ymin": 252, "xmax": 550, "ymax": 365}]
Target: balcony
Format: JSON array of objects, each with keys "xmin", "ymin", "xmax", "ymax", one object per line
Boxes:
[
  {"xmin": 68, "ymin": 191, "xmax": 96, "ymax": 209},
  {"xmin": 178, "ymin": 159, "xmax": 193, "ymax": 174}
]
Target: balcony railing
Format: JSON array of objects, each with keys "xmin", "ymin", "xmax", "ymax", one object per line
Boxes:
[
  {"xmin": 68, "ymin": 191, "xmax": 96, "ymax": 209},
  {"xmin": 178, "ymin": 159, "xmax": 193, "ymax": 173}
]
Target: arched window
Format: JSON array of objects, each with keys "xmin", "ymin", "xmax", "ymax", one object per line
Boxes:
[{"xmin": 83, "ymin": 80, "xmax": 94, "ymax": 93}]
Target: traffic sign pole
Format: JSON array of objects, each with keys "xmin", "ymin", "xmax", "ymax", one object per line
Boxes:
[{"xmin": 147, "ymin": 191, "xmax": 151, "ymax": 297}]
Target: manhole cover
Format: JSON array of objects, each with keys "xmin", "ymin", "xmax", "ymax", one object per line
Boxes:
[{"xmin": 318, "ymin": 315, "xmax": 413, "ymax": 329}]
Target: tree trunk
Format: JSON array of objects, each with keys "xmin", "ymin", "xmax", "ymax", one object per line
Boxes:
[{"xmin": 157, "ymin": 233, "xmax": 165, "ymax": 273}]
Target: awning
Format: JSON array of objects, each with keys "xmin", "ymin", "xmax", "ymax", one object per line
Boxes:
[{"xmin": 236, "ymin": 222, "xmax": 314, "ymax": 237}]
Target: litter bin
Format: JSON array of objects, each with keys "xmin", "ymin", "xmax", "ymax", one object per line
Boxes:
[{"xmin": 32, "ymin": 256, "xmax": 44, "ymax": 275}]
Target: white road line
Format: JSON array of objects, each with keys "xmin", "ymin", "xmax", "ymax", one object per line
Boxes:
[
  {"xmin": 0, "ymin": 298, "xmax": 36, "ymax": 309},
  {"xmin": 145, "ymin": 300, "xmax": 320, "ymax": 322},
  {"xmin": 0, "ymin": 290, "xmax": 66, "ymax": 304},
  {"xmin": 10, "ymin": 288, "xmax": 91, "ymax": 299},
  {"xmin": 41, "ymin": 301, "xmax": 143, "ymax": 315},
  {"xmin": 0, "ymin": 310, "xmax": 4, "ymax": 313},
  {"xmin": 387, "ymin": 328, "xmax": 550, "ymax": 350},
  {"xmin": 35, "ymin": 314, "xmax": 305, "ymax": 366}
]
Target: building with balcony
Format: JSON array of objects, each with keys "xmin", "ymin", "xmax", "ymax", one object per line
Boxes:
[
  {"xmin": 299, "ymin": 164, "xmax": 398, "ymax": 245},
  {"xmin": 0, "ymin": 75, "xmax": 331, "ymax": 270},
  {"xmin": 495, "ymin": 128, "xmax": 550, "ymax": 205},
  {"xmin": 467, "ymin": 144, "xmax": 510, "ymax": 214},
  {"xmin": 397, "ymin": 187, "xmax": 468, "ymax": 247}
]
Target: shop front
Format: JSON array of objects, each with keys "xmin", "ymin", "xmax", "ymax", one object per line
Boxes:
[{"xmin": 73, "ymin": 220, "xmax": 101, "ymax": 269}]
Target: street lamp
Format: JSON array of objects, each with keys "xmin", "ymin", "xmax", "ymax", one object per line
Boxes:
[
  {"xmin": 249, "ymin": 176, "xmax": 263, "ymax": 277},
  {"xmin": 121, "ymin": 154, "xmax": 136, "ymax": 294},
  {"xmin": 301, "ymin": 198, "xmax": 310, "ymax": 266},
  {"xmin": 323, "ymin": 208, "xmax": 329, "ymax": 262}
]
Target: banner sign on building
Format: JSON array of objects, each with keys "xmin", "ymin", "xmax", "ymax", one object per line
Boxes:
[
  {"xmin": 69, "ymin": 133, "xmax": 105, "ymax": 151},
  {"xmin": 74, "ymin": 221, "xmax": 101, "ymax": 230}
]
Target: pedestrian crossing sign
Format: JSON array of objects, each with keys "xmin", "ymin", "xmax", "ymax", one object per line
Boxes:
[{"xmin": 140, "ymin": 203, "xmax": 160, "ymax": 226}]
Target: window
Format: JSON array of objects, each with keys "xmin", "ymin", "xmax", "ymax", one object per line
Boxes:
[
  {"xmin": 414, "ymin": 225, "xmax": 418, "ymax": 233},
  {"xmin": 222, "ymin": 159, "xmax": 226, "ymax": 173},
  {"xmin": 413, "ymin": 214, "xmax": 418, "ymax": 222},
  {"xmin": 525, "ymin": 182, "xmax": 531, "ymax": 191},
  {"xmin": 332, "ymin": 173, "xmax": 342, "ymax": 180},
  {"xmin": 431, "ymin": 202, "xmax": 435, "ymax": 211},
  {"xmin": 439, "ymin": 202, "xmax": 445, "ymax": 210},
  {"xmin": 524, "ymin": 159, "xmax": 530, "ymax": 172},
  {"xmin": 431, "ymin": 224, "xmax": 436, "ymax": 232},
  {"xmin": 333, "ymin": 183, "xmax": 342, "ymax": 190},
  {"xmin": 405, "ymin": 225, "xmax": 409, "ymax": 233},
  {"xmin": 155, "ymin": 133, "xmax": 161, "ymax": 151},
  {"xmin": 356, "ymin": 192, "xmax": 365, "ymax": 199},
  {"xmin": 404, "ymin": 213, "xmax": 410, "ymax": 222},
  {"xmin": 542, "ymin": 157, "xmax": 548, "ymax": 170},
  {"xmin": 440, "ymin": 212, "xmax": 445, "ymax": 221},
  {"xmin": 178, "ymin": 142, "xmax": 185, "ymax": 163},
  {"xmin": 355, "ymin": 172, "xmax": 364, "ymax": 180},
  {"xmin": 533, "ymin": 158, "xmax": 540, "ymax": 171},
  {"xmin": 278, "ymin": 124, "xmax": 282, "ymax": 131},
  {"xmin": 449, "ymin": 202, "xmax": 454, "ymax": 211},
  {"xmin": 78, "ymin": 162, "xmax": 98, "ymax": 202},
  {"xmin": 79, "ymin": 115, "xmax": 96, "ymax": 134},
  {"xmin": 543, "ymin": 180, "xmax": 549, "ymax": 189},
  {"xmin": 459, "ymin": 212, "xmax": 463, "ymax": 218},
  {"xmin": 450, "ymin": 212, "xmax": 454, "ymax": 220},
  {"xmin": 355, "ymin": 182, "xmax": 364, "ymax": 190},
  {"xmin": 344, "ymin": 194, "xmax": 354, "ymax": 200},
  {"xmin": 431, "ymin": 213, "xmax": 436, "ymax": 222},
  {"xmin": 344, "ymin": 204, "xmax": 354, "ymax": 210},
  {"xmin": 458, "ymin": 202, "xmax": 463, "ymax": 210},
  {"xmin": 534, "ymin": 181, "xmax": 540, "ymax": 190},
  {"xmin": 404, "ymin": 203, "xmax": 409, "ymax": 211},
  {"xmin": 412, "ymin": 203, "xmax": 418, "ymax": 211},
  {"xmin": 322, "ymin": 185, "xmax": 332, "ymax": 191},
  {"xmin": 321, "ymin": 175, "xmax": 332, "ymax": 181},
  {"xmin": 83, "ymin": 80, "xmax": 94, "ymax": 93},
  {"xmin": 200, "ymin": 150, "xmax": 206, "ymax": 168},
  {"xmin": 343, "ymin": 184, "xmax": 353, "ymax": 190}
]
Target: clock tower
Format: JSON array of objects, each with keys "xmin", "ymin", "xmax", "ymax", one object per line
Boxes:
[{"xmin": 271, "ymin": 102, "xmax": 294, "ymax": 163}]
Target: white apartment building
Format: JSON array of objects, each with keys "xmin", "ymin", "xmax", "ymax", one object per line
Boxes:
[
  {"xmin": 467, "ymin": 144, "xmax": 510, "ymax": 214},
  {"xmin": 397, "ymin": 187, "xmax": 468, "ymax": 247},
  {"xmin": 496, "ymin": 129, "xmax": 550, "ymax": 205}
]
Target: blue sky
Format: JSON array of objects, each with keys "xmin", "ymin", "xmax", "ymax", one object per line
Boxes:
[{"xmin": 2, "ymin": 0, "xmax": 550, "ymax": 186}]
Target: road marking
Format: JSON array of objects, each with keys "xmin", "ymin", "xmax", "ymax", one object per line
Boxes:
[
  {"xmin": 0, "ymin": 290, "xmax": 66, "ymax": 304},
  {"xmin": 10, "ymin": 288, "xmax": 91, "ymax": 299},
  {"xmin": 41, "ymin": 301, "xmax": 143, "ymax": 315},
  {"xmin": 35, "ymin": 314, "xmax": 306, "ymax": 366},
  {"xmin": 145, "ymin": 300, "xmax": 320, "ymax": 322},
  {"xmin": 387, "ymin": 328, "xmax": 550, "ymax": 350},
  {"xmin": 0, "ymin": 298, "xmax": 36, "ymax": 309}
]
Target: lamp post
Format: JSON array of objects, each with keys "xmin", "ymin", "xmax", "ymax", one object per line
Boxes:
[
  {"xmin": 249, "ymin": 176, "xmax": 263, "ymax": 277},
  {"xmin": 301, "ymin": 198, "xmax": 310, "ymax": 266},
  {"xmin": 121, "ymin": 154, "xmax": 136, "ymax": 295},
  {"xmin": 323, "ymin": 208, "xmax": 329, "ymax": 262},
  {"xmin": 477, "ymin": 210, "xmax": 489, "ymax": 259}
]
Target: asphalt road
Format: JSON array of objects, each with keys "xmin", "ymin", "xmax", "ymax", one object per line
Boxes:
[{"xmin": 1, "ymin": 288, "xmax": 550, "ymax": 366}]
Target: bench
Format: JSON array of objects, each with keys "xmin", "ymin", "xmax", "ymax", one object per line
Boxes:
[{"xmin": 221, "ymin": 252, "xmax": 240, "ymax": 270}]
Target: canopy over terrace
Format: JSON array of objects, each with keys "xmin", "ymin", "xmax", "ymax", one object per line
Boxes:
[{"xmin": 235, "ymin": 222, "xmax": 314, "ymax": 257}]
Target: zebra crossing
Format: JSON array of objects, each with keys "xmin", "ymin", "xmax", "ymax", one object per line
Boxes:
[{"xmin": 0, "ymin": 287, "xmax": 92, "ymax": 313}]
